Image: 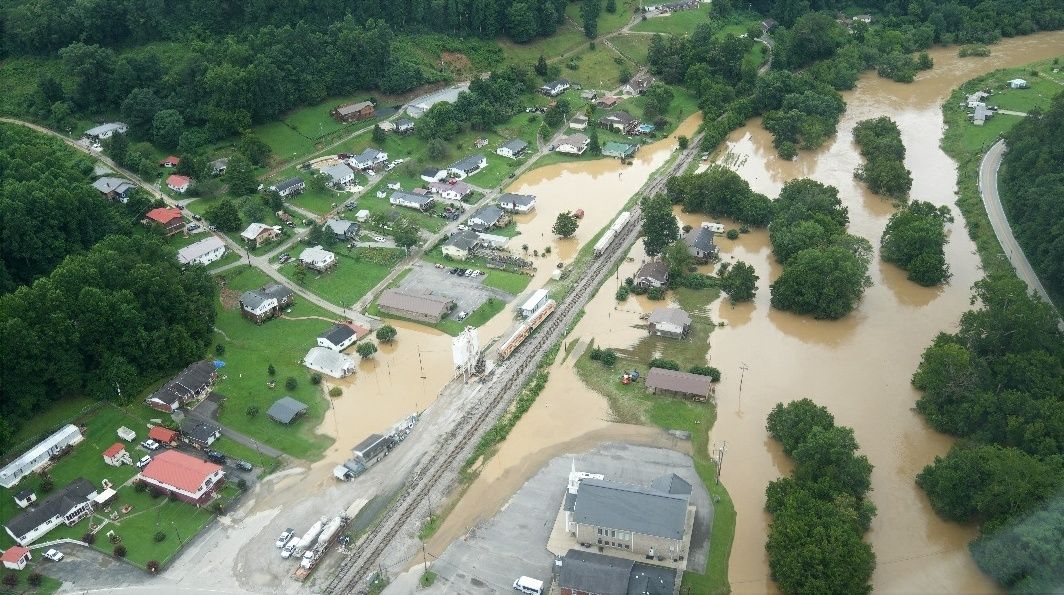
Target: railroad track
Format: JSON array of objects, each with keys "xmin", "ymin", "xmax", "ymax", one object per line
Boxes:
[{"xmin": 322, "ymin": 134, "xmax": 703, "ymax": 594}]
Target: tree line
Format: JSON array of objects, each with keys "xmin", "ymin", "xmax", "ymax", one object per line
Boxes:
[
  {"xmin": 0, "ymin": 124, "xmax": 132, "ymax": 292},
  {"xmin": 852, "ymin": 116, "xmax": 912, "ymax": 199},
  {"xmin": 911, "ymin": 275, "xmax": 1064, "ymax": 592},
  {"xmin": 0, "ymin": 235, "xmax": 217, "ymax": 454},
  {"xmin": 999, "ymin": 91, "xmax": 1064, "ymax": 301},
  {"xmin": 0, "ymin": 0, "xmax": 568, "ymax": 57},
  {"xmin": 765, "ymin": 399, "xmax": 876, "ymax": 594}
]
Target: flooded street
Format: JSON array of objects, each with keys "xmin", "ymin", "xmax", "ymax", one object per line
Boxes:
[{"xmin": 423, "ymin": 31, "xmax": 1064, "ymax": 594}]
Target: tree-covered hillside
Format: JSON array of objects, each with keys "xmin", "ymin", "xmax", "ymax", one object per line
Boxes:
[{"xmin": 999, "ymin": 91, "xmax": 1064, "ymax": 302}]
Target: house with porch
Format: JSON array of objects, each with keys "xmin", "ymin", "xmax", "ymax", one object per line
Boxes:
[
  {"xmin": 144, "ymin": 207, "xmax": 185, "ymax": 236},
  {"xmin": 138, "ymin": 450, "xmax": 224, "ymax": 505},
  {"xmin": 92, "ymin": 177, "xmax": 136, "ymax": 203},
  {"xmin": 497, "ymin": 139, "xmax": 529, "ymax": 159},
  {"xmin": 555, "ymin": 133, "xmax": 590, "ymax": 155},
  {"xmin": 145, "ymin": 361, "xmax": 218, "ymax": 412},
  {"xmin": 331, "ymin": 100, "xmax": 375, "ymax": 122},
  {"xmin": 299, "ymin": 246, "xmax": 337, "ymax": 272},
  {"xmin": 177, "ymin": 236, "xmax": 227, "ymax": 267},
  {"xmin": 240, "ymin": 223, "xmax": 281, "ymax": 248},
  {"xmin": 4, "ymin": 478, "xmax": 96, "ymax": 545},
  {"xmin": 448, "ymin": 154, "xmax": 488, "ymax": 179},
  {"xmin": 271, "ymin": 177, "xmax": 305, "ymax": 198},
  {"xmin": 497, "ymin": 193, "xmax": 536, "ymax": 213}
]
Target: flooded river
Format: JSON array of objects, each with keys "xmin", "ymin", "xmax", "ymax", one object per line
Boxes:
[{"xmin": 423, "ymin": 32, "xmax": 1064, "ymax": 593}]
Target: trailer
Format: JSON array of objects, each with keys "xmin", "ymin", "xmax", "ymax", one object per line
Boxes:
[
  {"xmin": 593, "ymin": 211, "xmax": 632, "ymax": 257},
  {"xmin": 291, "ymin": 519, "xmax": 324, "ymax": 557},
  {"xmin": 592, "ymin": 229, "xmax": 616, "ymax": 256},
  {"xmin": 498, "ymin": 300, "xmax": 556, "ymax": 360},
  {"xmin": 294, "ymin": 516, "xmax": 350, "ymax": 581}
]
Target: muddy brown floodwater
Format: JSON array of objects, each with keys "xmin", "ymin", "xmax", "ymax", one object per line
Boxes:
[{"xmin": 425, "ymin": 32, "xmax": 1064, "ymax": 594}]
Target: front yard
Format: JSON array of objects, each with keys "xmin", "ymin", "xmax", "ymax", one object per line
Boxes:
[{"xmin": 280, "ymin": 246, "xmax": 405, "ymax": 307}]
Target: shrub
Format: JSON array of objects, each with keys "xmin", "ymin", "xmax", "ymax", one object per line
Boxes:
[
  {"xmin": 310, "ymin": 373, "xmax": 322, "ymax": 385},
  {"xmin": 134, "ymin": 481, "xmax": 147, "ymax": 493},
  {"xmin": 28, "ymin": 572, "xmax": 42, "ymax": 587},
  {"xmin": 149, "ymin": 487, "xmax": 164, "ymax": 499},
  {"xmin": 147, "ymin": 560, "xmax": 161, "ymax": 573},
  {"xmin": 267, "ymin": 363, "xmax": 276, "ymax": 376},
  {"xmin": 113, "ymin": 545, "xmax": 127, "ymax": 558},
  {"xmin": 285, "ymin": 376, "xmax": 297, "ymax": 390},
  {"xmin": 600, "ymin": 350, "xmax": 617, "ymax": 367},
  {"xmin": 589, "ymin": 346, "xmax": 603, "ymax": 361},
  {"xmin": 630, "ymin": 284, "xmax": 647, "ymax": 295},
  {"xmin": 648, "ymin": 358, "xmax": 679, "ymax": 371},
  {"xmin": 40, "ymin": 475, "xmax": 54, "ymax": 493},
  {"xmin": 690, "ymin": 365, "xmax": 722, "ymax": 382},
  {"xmin": 83, "ymin": 532, "xmax": 96, "ymax": 544},
  {"xmin": 647, "ymin": 287, "xmax": 665, "ymax": 300},
  {"xmin": 3, "ymin": 573, "xmax": 17, "ymax": 587},
  {"xmin": 215, "ymin": 344, "xmax": 225, "ymax": 355},
  {"xmin": 624, "ymin": 277, "xmax": 633, "ymax": 287},
  {"xmin": 329, "ymin": 386, "xmax": 343, "ymax": 397},
  {"xmin": 212, "ymin": 502, "xmax": 224, "ymax": 514},
  {"xmin": 726, "ymin": 229, "xmax": 740, "ymax": 240},
  {"xmin": 237, "ymin": 478, "xmax": 248, "ymax": 490},
  {"xmin": 615, "ymin": 286, "xmax": 630, "ymax": 301},
  {"xmin": 245, "ymin": 405, "xmax": 259, "ymax": 418},
  {"xmin": 153, "ymin": 531, "xmax": 166, "ymax": 543}
]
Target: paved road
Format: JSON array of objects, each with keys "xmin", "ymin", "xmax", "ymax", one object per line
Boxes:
[{"xmin": 979, "ymin": 139, "xmax": 1060, "ymax": 317}]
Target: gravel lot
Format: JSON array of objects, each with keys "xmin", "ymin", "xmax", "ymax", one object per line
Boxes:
[{"xmin": 385, "ymin": 442, "xmax": 712, "ymax": 595}]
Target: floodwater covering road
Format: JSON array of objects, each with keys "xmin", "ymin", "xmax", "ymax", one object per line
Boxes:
[{"xmin": 423, "ymin": 31, "xmax": 1064, "ymax": 595}]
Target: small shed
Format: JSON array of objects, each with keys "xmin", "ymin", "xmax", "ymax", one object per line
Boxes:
[
  {"xmin": 148, "ymin": 426, "xmax": 179, "ymax": 445},
  {"xmin": 102, "ymin": 442, "xmax": 131, "ymax": 467},
  {"xmin": 1, "ymin": 546, "xmax": 31, "ymax": 571},
  {"xmin": 117, "ymin": 426, "xmax": 136, "ymax": 441},
  {"xmin": 645, "ymin": 368, "xmax": 713, "ymax": 401},
  {"xmin": 13, "ymin": 490, "xmax": 35, "ymax": 509},
  {"xmin": 1007, "ymin": 78, "xmax": 1028, "ymax": 89},
  {"xmin": 267, "ymin": 396, "xmax": 310, "ymax": 425},
  {"xmin": 648, "ymin": 307, "xmax": 693, "ymax": 339}
]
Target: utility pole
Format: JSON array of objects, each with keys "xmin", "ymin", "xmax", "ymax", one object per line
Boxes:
[
  {"xmin": 715, "ymin": 441, "xmax": 727, "ymax": 485},
  {"xmin": 421, "ymin": 540, "xmax": 429, "ymax": 576},
  {"xmin": 737, "ymin": 362, "xmax": 749, "ymax": 412}
]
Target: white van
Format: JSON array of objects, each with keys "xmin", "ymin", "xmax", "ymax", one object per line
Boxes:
[{"xmin": 513, "ymin": 576, "xmax": 543, "ymax": 595}]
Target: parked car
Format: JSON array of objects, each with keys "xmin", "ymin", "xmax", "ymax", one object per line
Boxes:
[
  {"xmin": 136, "ymin": 455, "xmax": 152, "ymax": 469},
  {"xmin": 281, "ymin": 543, "xmax": 297, "ymax": 559},
  {"xmin": 275, "ymin": 529, "xmax": 295, "ymax": 548},
  {"xmin": 140, "ymin": 439, "xmax": 160, "ymax": 451},
  {"xmin": 186, "ymin": 223, "xmax": 200, "ymax": 231},
  {"xmin": 43, "ymin": 549, "xmax": 64, "ymax": 562},
  {"xmin": 207, "ymin": 450, "xmax": 226, "ymax": 464},
  {"xmin": 456, "ymin": 311, "xmax": 468, "ymax": 321},
  {"xmin": 235, "ymin": 460, "xmax": 253, "ymax": 472}
]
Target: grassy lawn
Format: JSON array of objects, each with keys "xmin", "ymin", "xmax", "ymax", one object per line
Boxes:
[
  {"xmin": 466, "ymin": 152, "xmax": 525, "ymax": 188},
  {"xmin": 2, "ymin": 569, "xmax": 62, "ymax": 594},
  {"xmin": 499, "ymin": 26, "xmax": 589, "ymax": 67},
  {"xmin": 558, "ymin": 46, "xmax": 626, "ymax": 90},
  {"xmin": 631, "ymin": 8, "xmax": 713, "ymax": 35},
  {"xmin": 212, "ymin": 266, "xmax": 336, "ymax": 460},
  {"xmin": 358, "ymin": 187, "xmax": 448, "ymax": 233},
  {"xmin": 564, "ymin": 0, "xmax": 639, "ymax": 37},
  {"xmin": 280, "ymin": 246, "xmax": 404, "ymax": 307},
  {"xmin": 250, "ymin": 94, "xmax": 383, "ymax": 162},
  {"xmin": 941, "ymin": 57, "xmax": 1064, "ymax": 288},
  {"xmin": 611, "ymin": 34, "xmax": 652, "ymax": 65},
  {"xmin": 3, "ymin": 397, "xmax": 96, "ymax": 456},
  {"xmin": 986, "ymin": 72, "xmax": 1064, "ymax": 112}
]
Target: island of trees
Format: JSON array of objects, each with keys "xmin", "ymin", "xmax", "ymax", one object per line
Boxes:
[
  {"xmin": 852, "ymin": 116, "xmax": 912, "ymax": 199},
  {"xmin": 999, "ymin": 91, "xmax": 1064, "ymax": 301},
  {"xmin": 911, "ymin": 275, "xmax": 1064, "ymax": 592},
  {"xmin": 880, "ymin": 201, "xmax": 952, "ymax": 286},
  {"xmin": 765, "ymin": 399, "xmax": 876, "ymax": 594}
]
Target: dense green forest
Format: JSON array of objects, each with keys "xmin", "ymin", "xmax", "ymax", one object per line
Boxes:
[
  {"xmin": 765, "ymin": 399, "xmax": 876, "ymax": 594},
  {"xmin": 911, "ymin": 275, "xmax": 1064, "ymax": 592},
  {"xmin": 999, "ymin": 92, "xmax": 1064, "ymax": 302},
  {"xmin": 665, "ymin": 166, "xmax": 774, "ymax": 227},
  {"xmin": 852, "ymin": 116, "xmax": 912, "ymax": 199},
  {"xmin": 0, "ymin": 125, "xmax": 131, "ymax": 292},
  {"xmin": 769, "ymin": 179, "xmax": 872, "ymax": 319},
  {"xmin": 880, "ymin": 200, "xmax": 952, "ymax": 286}
]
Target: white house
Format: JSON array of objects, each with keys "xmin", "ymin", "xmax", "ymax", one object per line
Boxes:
[
  {"xmin": 321, "ymin": 163, "xmax": 355, "ymax": 187},
  {"xmin": 271, "ymin": 177, "xmax": 305, "ymax": 197},
  {"xmin": 497, "ymin": 193, "xmax": 536, "ymax": 213},
  {"xmin": 569, "ymin": 115, "xmax": 588, "ymax": 130},
  {"xmin": 555, "ymin": 133, "xmax": 590, "ymax": 155},
  {"xmin": 317, "ymin": 323, "xmax": 365, "ymax": 351},
  {"xmin": 177, "ymin": 236, "xmax": 227, "ymax": 266},
  {"xmin": 442, "ymin": 230, "xmax": 480, "ymax": 261},
  {"xmin": 468, "ymin": 205, "xmax": 509, "ymax": 231},
  {"xmin": 448, "ymin": 154, "xmax": 488, "ymax": 179},
  {"xmin": 299, "ymin": 245, "xmax": 337, "ymax": 272},
  {"xmin": 304, "ymin": 347, "xmax": 356, "ymax": 378},
  {"xmin": 240, "ymin": 222, "xmax": 281, "ymax": 248},
  {"xmin": 540, "ymin": 79, "xmax": 570, "ymax": 97},
  {"xmin": 83, "ymin": 122, "xmax": 127, "ymax": 142},
  {"xmin": 102, "ymin": 443, "xmax": 132, "ymax": 467},
  {"xmin": 166, "ymin": 174, "xmax": 191, "ymax": 193},
  {"xmin": 390, "ymin": 190, "xmax": 435, "ymax": 211},
  {"xmin": 0, "ymin": 425, "xmax": 84, "ymax": 489},
  {"xmin": 356, "ymin": 209, "xmax": 371, "ymax": 223},
  {"xmin": 496, "ymin": 139, "xmax": 529, "ymax": 159},
  {"xmin": 1, "ymin": 547, "xmax": 31, "ymax": 571},
  {"xmin": 138, "ymin": 450, "xmax": 224, "ymax": 505},
  {"xmin": 1008, "ymin": 78, "xmax": 1029, "ymax": 89},
  {"xmin": 377, "ymin": 121, "xmax": 396, "ymax": 132},
  {"xmin": 429, "ymin": 181, "xmax": 472, "ymax": 201},
  {"xmin": 3, "ymin": 478, "xmax": 96, "ymax": 545},
  {"xmin": 349, "ymin": 148, "xmax": 388, "ymax": 170}
]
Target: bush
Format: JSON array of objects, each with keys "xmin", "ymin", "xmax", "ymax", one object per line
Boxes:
[
  {"xmin": 237, "ymin": 478, "xmax": 248, "ymax": 490},
  {"xmin": 689, "ymin": 365, "xmax": 721, "ymax": 381},
  {"xmin": 28, "ymin": 572, "xmax": 42, "ymax": 587},
  {"xmin": 134, "ymin": 481, "xmax": 147, "ymax": 493},
  {"xmin": 648, "ymin": 358, "xmax": 679, "ymax": 371},
  {"xmin": 376, "ymin": 325, "xmax": 397, "ymax": 343},
  {"xmin": 624, "ymin": 277, "xmax": 633, "ymax": 287},
  {"xmin": 285, "ymin": 376, "xmax": 297, "ymax": 391},
  {"xmin": 153, "ymin": 531, "xmax": 167, "ymax": 543},
  {"xmin": 647, "ymin": 287, "xmax": 665, "ymax": 300},
  {"xmin": 310, "ymin": 373, "xmax": 322, "ymax": 385},
  {"xmin": 329, "ymin": 386, "xmax": 343, "ymax": 397},
  {"xmin": 149, "ymin": 487, "xmax": 164, "ymax": 499},
  {"xmin": 215, "ymin": 344, "xmax": 225, "ymax": 356},
  {"xmin": 245, "ymin": 405, "xmax": 259, "ymax": 418},
  {"xmin": 600, "ymin": 350, "xmax": 617, "ymax": 367},
  {"xmin": 589, "ymin": 346, "xmax": 603, "ymax": 361},
  {"xmin": 726, "ymin": 229, "xmax": 740, "ymax": 240},
  {"xmin": 3, "ymin": 573, "xmax": 17, "ymax": 588},
  {"xmin": 267, "ymin": 363, "xmax": 276, "ymax": 376},
  {"xmin": 113, "ymin": 545, "xmax": 127, "ymax": 558},
  {"xmin": 147, "ymin": 560, "xmax": 161, "ymax": 573},
  {"xmin": 212, "ymin": 502, "xmax": 224, "ymax": 514},
  {"xmin": 83, "ymin": 532, "xmax": 96, "ymax": 544},
  {"xmin": 40, "ymin": 474, "xmax": 54, "ymax": 493},
  {"xmin": 630, "ymin": 284, "xmax": 647, "ymax": 295},
  {"xmin": 615, "ymin": 286, "xmax": 630, "ymax": 301}
]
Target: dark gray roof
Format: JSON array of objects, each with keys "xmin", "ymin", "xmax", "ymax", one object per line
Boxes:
[
  {"xmin": 353, "ymin": 148, "xmax": 382, "ymax": 163},
  {"xmin": 451, "ymin": 154, "xmax": 486, "ymax": 172},
  {"xmin": 604, "ymin": 110, "xmax": 637, "ymax": 124},
  {"xmin": 628, "ymin": 562, "xmax": 677, "ymax": 595},
  {"xmin": 574, "ymin": 478, "xmax": 689, "ymax": 540},
  {"xmin": 501, "ymin": 139, "xmax": 528, "ymax": 152},
  {"xmin": 149, "ymin": 361, "xmax": 216, "ymax": 405},
  {"xmin": 262, "ymin": 283, "xmax": 293, "ymax": 302},
  {"xmin": 14, "ymin": 490, "xmax": 33, "ymax": 501},
  {"xmin": 324, "ymin": 218, "xmax": 357, "ymax": 236},
  {"xmin": 645, "ymin": 368, "xmax": 713, "ymax": 397},
  {"xmin": 319, "ymin": 323, "xmax": 356, "ymax": 346},
  {"xmin": 648, "ymin": 307, "xmax": 692, "ymax": 328},
  {"xmin": 445, "ymin": 230, "xmax": 480, "ymax": 251},
  {"xmin": 684, "ymin": 227, "xmax": 717, "ymax": 254},
  {"xmin": 267, "ymin": 396, "xmax": 309, "ymax": 424},
  {"xmin": 651, "ymin": 473, "xmax": 692, "ymax": 495},
  {"xmin": 240, "ymin": 290, "xmax": 270, "ymax": 311},
  {"xmin": 180, "ymin": 420, "xmax": 220, "ymax": 444},
  {"xmin": 636, "ymin": 260, "xmax": 668, "ymax": 282},
  {"xmin": 395, "ymin": 118, "xmax": 414, "ymax": 128},
  {"xmin": 472, "ymin": 205, "xmax": 504, "ymax": 226},
  {"xmin": 421, "ymin": 167, "xmax": 443, "ymax": 177},
  {"xmin": 391, "ymin": 190, "xmax": 434, "ymax": 206},
  {"xmin": 559, "ymin": 549, "xmax": 634, "ymax": 595},
  {"xmin": 5, "ymin": 478, "xmax": 94, "ymax": 539},
  {"xmin": 497, "ymin": 193, "xmax": 535, "ymax": 208},
  {"xmin": 275, "ymin": 177, "xmax": 304, "ymax": 192}
]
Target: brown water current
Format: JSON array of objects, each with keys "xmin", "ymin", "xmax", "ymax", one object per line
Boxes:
[{"xmin": 421, "ymin": 32, "xmax": 1064, "ymax": 594}]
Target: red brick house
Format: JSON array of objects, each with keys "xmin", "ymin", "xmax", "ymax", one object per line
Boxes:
[
  {"xmin": 138, "ymin": 450, "xmax": 224, "ymax": 505},
  {"xmin": 144, "ymin": 207, "xmax": 185, "ymax": 236},
  {"xmin": 330, "ymin": 101, "xmax": 374, "ymax": 123}
]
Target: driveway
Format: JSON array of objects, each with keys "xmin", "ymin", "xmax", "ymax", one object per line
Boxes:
[{"xmin": 186, "ymin": 394, "xmax": 284, "ymax": 459}]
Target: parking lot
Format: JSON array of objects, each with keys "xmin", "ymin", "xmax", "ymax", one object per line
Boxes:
[
  {"xmin": 397, "ymin": 263, "xmax": 515, "ymax": 320},
  {"xmin": 386, "ymin": 442, "xmax": 712, "ymax": 594}
]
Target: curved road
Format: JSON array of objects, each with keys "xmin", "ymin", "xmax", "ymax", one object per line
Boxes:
[{"xmin": 979, "ymin": 139, "xmax": 1060, "ymax": 317}]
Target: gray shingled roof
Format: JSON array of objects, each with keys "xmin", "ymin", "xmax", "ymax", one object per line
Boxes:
[
  {"xmin": 451, "ymin": 154, "xmax": 486, "ymax": 172},
  {"xmin": 148, "ymin": 361, "xmax": 216, "ymax": 405},
  {"xmin": 240, "ymin": 290, "xmax": 270, "ymax": 311},
  {"xmin": 501, "ymin": 139, "xmax": 528, "ymax": 153},
  {"xmin": 648, "ymin": 307, "xmax": 692, "ymax": 328},
  {"xmin": 636, "ymin": 260, "xmax": 668, "ymax": 282},
  {"xmin": 445, "ymin": 230, "xmax": 480, "ymax": 251},
  {"xmin": 262, "ymin": 283, "xmax": 293, "ymax": 302},
  {"xmin": 180, "ymin": 420, "xmax": 219, "ymax": 444},
  {"xmin": 322, "ymin": 163, "xmax": 354, "ymax": 183},
  {"xmin": 266, "ymin": 396, "xmax": 309, "ymax": 424},
  {"xmin": 559, "ymin": 549, "xmax": 634, "ymax": 595},
  {"xmin": 275, "ymin": 177, "xmax": 303, "ymax": 192},
  {"xmin": 684, "ymin": 226, "xmax": 717, "ymax": 254},
  {"xmin": 651, "ymin": 473, "xmax": 692, "ymax": 495},
  {"xmin": 645, "ymin": 368, "xmax": 713, "ymax": 397},
  {"xmin": 471, "ymin": 205, "xmax": 504, "ymax": 227},
  {"xmin": 497, "ymin": 193, "xmax": 535, "ymax": 208},
  {"xmin": 574, "ymin": 478, "xmax": 689, "ymax": 540},
  {"xmin": 5, "ymin": 478, "xmax": 94, "ymax": 539}
]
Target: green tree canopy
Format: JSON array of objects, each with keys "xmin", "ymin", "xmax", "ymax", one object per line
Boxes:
[
  {"xmin": 552, "ymin": 211, "xmax": 579, "ymax": 238},
  {"xmin": 640, "ymin": 193, "xmax": 678, "ymax": 257}
]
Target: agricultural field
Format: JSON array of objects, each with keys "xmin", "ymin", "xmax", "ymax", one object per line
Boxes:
[
  {"xmin": 210, "ymin": 266, "xmax": 336, "ymax": 460},
  {"xmin": 498, "ymin": 26, "xmax": 589, "ymax": 67},
  {"xmin": 631, "ymin": 7, "xmax": 713, "ymax": 35},
  {"xmin": 250, "ymin": 95, "xmax": 384, "ymax": 161}
]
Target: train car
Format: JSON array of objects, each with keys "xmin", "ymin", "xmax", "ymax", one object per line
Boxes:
[
  {"xmin": 594, "ymin": 211, "xmax": 632, "ymax": 257},
  {"xmin": 592, "ymin": 229, "xmax": 616, "ymax": 257},
  {"xmin": 609, "ymin": 211, "xmax": 631, "ymax": 235},
  {"xmin": 498, "ymin": 300, "xmax": 556, "ymax": 360}
]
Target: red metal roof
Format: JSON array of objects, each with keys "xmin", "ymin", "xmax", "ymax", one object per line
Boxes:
[
  {"xmin": 166, "ymin": 174, "xmax": 191, "ymax": 188},
  {"xmin": 1, "ymin": 546, "xmax": 29, "ymax": 564},
  {"xmin": 148, "ymin": 426, "xmax": 178, "ymax": 443},
  {"xmin": 161, "ymin": 155, "xmax": 180, "ymax": 166},
  {"xmin": 346, "ymin": 322, "xmax": 370, "ymax": 339},
  {"xmin": 103, "ymin": 442, "xmax": 126, "ymax": 458},
  {"xmin": 140, "ymin": 450, "xmax": 222, "ymax": 493},
  {"xmin": 146, "ymin": 207, "xmax": 182, "ymax": 224}
]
